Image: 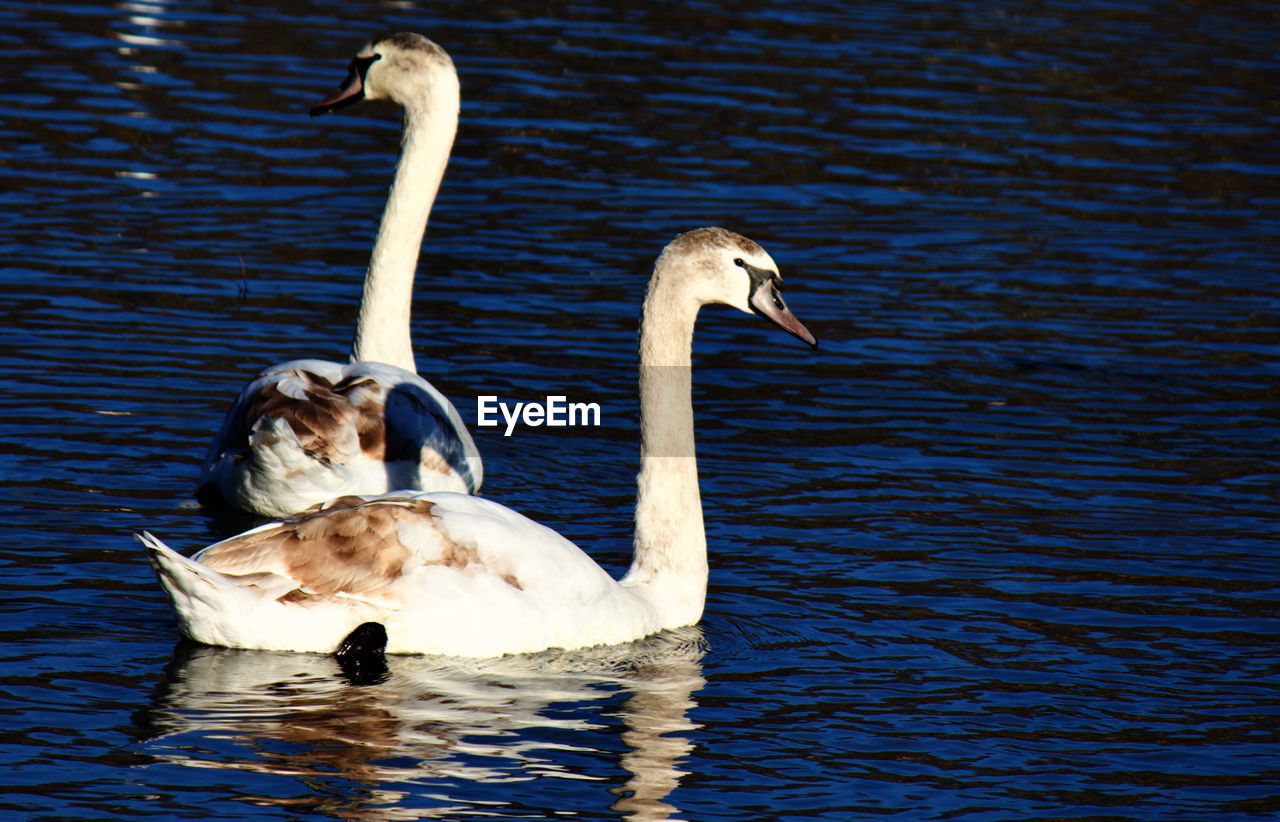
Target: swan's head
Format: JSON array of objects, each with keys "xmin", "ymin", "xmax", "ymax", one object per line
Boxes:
[
  {"xmin": 310, "ymin": 32, "xmax": 458, "ymax": 116},
  {"xmin": 656, "ymin": 227, "xmax": 817, "ymax": 347}
]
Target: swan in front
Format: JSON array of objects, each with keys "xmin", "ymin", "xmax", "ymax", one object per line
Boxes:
[
  {"xmin": 143, "ymin": 228, "xmax": 816, "ymax": 657},
  {"xmin": 198, "ymin": 33, "xmax": 481, "ymax": 518}
]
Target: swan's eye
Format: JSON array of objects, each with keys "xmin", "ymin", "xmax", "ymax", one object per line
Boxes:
[{"xmin": 733, "ymin": 258, "xmax": 745, "ymax": 267}]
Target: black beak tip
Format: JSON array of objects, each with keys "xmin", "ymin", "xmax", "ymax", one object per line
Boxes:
[{"xmin": 794, "ymin": 326, "xmax": 818, "ymax": 348}]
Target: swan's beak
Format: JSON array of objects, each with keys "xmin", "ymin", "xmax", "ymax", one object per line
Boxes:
[
  {"xmin": 310, "ymin": 65, "xmax": 366, "ymax": 117},
  {"xmin": 750, "ymin": 278, "xmax": 817, "ymax": 347}
]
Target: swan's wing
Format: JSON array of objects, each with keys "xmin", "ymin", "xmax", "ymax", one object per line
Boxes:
[
  {"xmin": 194, "ymin": 493, "xmax": 450, "ymax": 602},
  {"xmin": 420, "ymin": 493, "xmax": 620, "ymax": 603},
  {"xmin": 197, "ymin": 360, "xmax": 482, "ymax": 517},
  {"xmin": 200, "ymin": 359, "xmax": 361, "ymax": 469},
  {"xmin": 192, "ymin": 492, "xmax": 613, "ymax": 606},
  {"xmin": 348, "ymin": 362, "xmax": 483, "ymax": 493}
]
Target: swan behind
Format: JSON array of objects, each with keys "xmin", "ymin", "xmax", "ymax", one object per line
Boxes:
[
  {"xmin": 148, "ymin": 228, "xmax": 815, "ymax": 657},
  {"xmin": 198, "ymin": 33, "xmax": 481, "ymax": 518}
]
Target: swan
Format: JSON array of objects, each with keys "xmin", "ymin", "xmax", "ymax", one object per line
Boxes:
[
  {"xmin": 144, "ymin": 228, "xmax": 816, "ymax": 657},
  {"xmin": 197, "ymin": 33, "xmax": 482, "ymax": 518}
]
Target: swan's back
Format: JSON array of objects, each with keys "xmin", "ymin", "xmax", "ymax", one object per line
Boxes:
[
  {"xmin": 146, "ymin": 492, "xmax": 656, "ymax": 657},
  {"xmin": 198, "ymin": 361, "xmax": 481, "ymax": 517}
]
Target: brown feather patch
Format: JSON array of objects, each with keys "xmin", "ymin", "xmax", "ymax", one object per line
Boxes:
[
  {"xmin": 232, "ymin": 370, "xmax": 391, "ymax": 465},
  {"xmin": 199, "ymin": 497, "xmax": 413, "ymax": 596},
  {"xmin": 284, "ymin": 505, "xmax": 410, "ymax": 594},
  {"xmin": 423, "ymin": 503, "xmax": 523, "ymax": 591},
  {"xmin": 199, "ymin": 496, "xmax": 526, "ymax": 598},
  {"xmin": 419, "ymin": 447, "xmax": 452, "ymax": 477}
]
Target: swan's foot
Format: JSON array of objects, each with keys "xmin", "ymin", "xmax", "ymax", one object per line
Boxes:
[{"xmin": 335, "ymin": 622, "xmax": 389, "ymax": 685}]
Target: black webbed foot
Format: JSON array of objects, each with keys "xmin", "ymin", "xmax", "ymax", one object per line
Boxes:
[{"xmin": 335, "ymin": 622, "xmax": 390, "ymax": 686}]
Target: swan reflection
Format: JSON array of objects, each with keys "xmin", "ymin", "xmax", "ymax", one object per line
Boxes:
[{"xmin": 139, "ymin": 628, "xmax": 706, "ymax": 820}]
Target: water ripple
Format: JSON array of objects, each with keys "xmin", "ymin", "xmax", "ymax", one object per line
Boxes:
[{"xmin": 1, "ymin": 0, "xmax": 1277, "ymax": 819}]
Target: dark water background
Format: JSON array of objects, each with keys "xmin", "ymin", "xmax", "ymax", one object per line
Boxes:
[{"xmin": 2, "ymin": 0, "xmax": 1277, "ymax": 819}]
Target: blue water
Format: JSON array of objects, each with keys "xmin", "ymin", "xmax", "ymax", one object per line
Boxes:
[{"xmin": 2, "ymin": 0, "xmax": 1277, "ymax": 819}]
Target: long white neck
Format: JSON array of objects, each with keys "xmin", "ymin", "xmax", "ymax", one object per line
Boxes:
[
  {"xmin": 349, "ymin": 81, "xmax": 459, "ymax": 373},
  {"xmin": 622, "ymin": 263, "xmax": 708, "ymax": 629}
]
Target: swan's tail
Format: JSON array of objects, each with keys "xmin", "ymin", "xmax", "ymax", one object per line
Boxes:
[
  {"xmin": 141, "ymin": 530, "xmax": 281, "ymax": 650},
  {"xmin": 200, "ymin": 414, "xmax": 341, "ymax": 517},
  {"xmin": 139, "ymin": 531, "xmax": 227, "ymax": 596},
  {"xmin": 138, "ymin": 531, "xmax": 377, "ymax": 654},
  {"xmin": 248, "ymin": 414, "xmax": 306, "ymax": 469}
]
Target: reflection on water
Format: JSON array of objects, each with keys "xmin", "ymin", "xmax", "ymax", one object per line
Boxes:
[{"xmin": 137, "ymin": 629, "xmax": 706, "ymax": 821}]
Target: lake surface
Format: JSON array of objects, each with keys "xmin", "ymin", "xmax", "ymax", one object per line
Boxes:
[{"xmin": 2, "ymin": 0, "xmax": 1277, "ymax": 819}]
